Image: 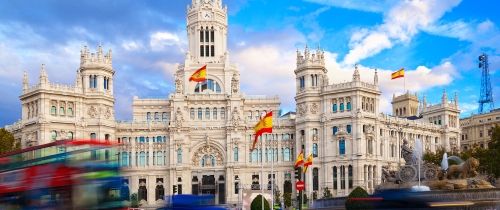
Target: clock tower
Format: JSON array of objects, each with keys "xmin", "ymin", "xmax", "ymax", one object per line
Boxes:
[{"xmin": 187, "ymin": 0, "xmax": 228, "ymax": 63}]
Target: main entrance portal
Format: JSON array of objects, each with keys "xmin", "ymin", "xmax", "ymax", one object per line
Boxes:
[{"xmin": 192, "ymin": 174, "xmax": 225, "ymax": 204}]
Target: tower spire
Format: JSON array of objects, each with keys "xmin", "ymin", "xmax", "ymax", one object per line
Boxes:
[
  {"xmin": 23, "ymin": 71, "xmax": 29, "ymax": 92},
  {"xmin": 352, "ymin": 64, "xmax": 360, "ymax": 82},
  {"xmin": 39, "ymin": 64, "xmax": 48, "ymax": 84},
  {"xmin": 374, "ymin": 68, "xmax": 378, "ymax": 85},
  {"xmin": 442, "ymin": 89, "xmax": 447, "ymax": 105}
]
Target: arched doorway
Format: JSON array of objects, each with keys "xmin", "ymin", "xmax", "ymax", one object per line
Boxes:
[{"xmin": 191, "ymin": 143, "xmax": 226, "ymax": 204}]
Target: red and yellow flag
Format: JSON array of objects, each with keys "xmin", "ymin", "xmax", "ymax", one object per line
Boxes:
[
  {"xmin": 294, "ymin": 150, "xmax": 304, "ymax": 168},
  {"xmin": 303, "ymin": 154, "xmax": 313, "ymax": 173},
  {"xmin": 189, "ymin": 65, "xmax": 207, "ymax": 82},
  {"xmin": 391, "ymin": 68, "xmax": 404, "ymax": 79},
  {"xmin": 251, "ymin": 111, "xmax": 273, "ymax": 150}
]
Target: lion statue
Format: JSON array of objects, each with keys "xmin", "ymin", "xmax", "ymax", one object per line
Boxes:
[{"xmin": 446, "ymin": 157, "xmax": 479, "ymax": 179}]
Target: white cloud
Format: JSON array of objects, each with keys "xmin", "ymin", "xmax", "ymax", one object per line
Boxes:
[
  {"xmin": 149, "ymin": 31, "xmax": 185, "ymax": 52},
  {"xmin": 304, "ymin": 0, "xmax": 396, "ymax": 13},
  {"xmin": 122, "ymin": 40, "xmax": 143, "ymax": 51},
  {"xmin": 343, "ymin": 0, "xmax": 461, "ymax": 65}
]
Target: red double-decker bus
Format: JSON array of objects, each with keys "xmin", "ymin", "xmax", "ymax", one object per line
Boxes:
[{"xmin": 0, "ymin": 139, "xmax": 127, "ymax": 209}]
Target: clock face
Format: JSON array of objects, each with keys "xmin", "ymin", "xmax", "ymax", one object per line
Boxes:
[{"xmin": 203, "ymin": 12, "xmax": 212, "ymax": 20}]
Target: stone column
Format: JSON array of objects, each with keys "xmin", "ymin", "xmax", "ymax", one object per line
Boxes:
[{"xmin": 148, "ymin": 176, "xmax": 155, "ymax": 205}]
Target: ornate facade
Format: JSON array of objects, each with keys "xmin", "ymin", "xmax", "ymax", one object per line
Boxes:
[
  {"xmin": 5, "ymin": 0, "xmax": 461, "ymax": 207},
  {"xmin": 460, "ymin": 108, "xmax": 500, "ymax": 150}
]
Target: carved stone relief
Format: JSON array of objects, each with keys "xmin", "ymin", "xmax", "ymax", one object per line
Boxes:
[
  {"xmin": 192, "ymin": 145, "xmax": 224, "ymax": 167},
  {"xmin": 310, "ymin": 103, "xmax": 319, "ymax": 114},
  {"xmin": 231, "ymin": 73, "xmax": 239, "ymax": 94},
  {"xmin": 297, "ymin": 103, "xmax": 307, "ymax": 116},
  {"xmin": 88, "ymin": 106, "xmax": 98, "ymax": 118}
]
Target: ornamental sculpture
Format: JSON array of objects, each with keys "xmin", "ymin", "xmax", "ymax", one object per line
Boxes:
[
  {"xmin": 231, "ymin": 73, "xmax": 239, "ymax": 94},
  {"xmin": 174, "ymin": 107, "xmax": 184, "ymax": 127},
  {"xmin": 192, "ymin": 145, "xmax": 224, "ymax": 167}
]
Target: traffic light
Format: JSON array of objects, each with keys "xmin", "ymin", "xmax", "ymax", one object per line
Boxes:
[
  {"xmin": 294, "ymin": 167, "xmax": 301, "ymax": 180},
  {"xmin": 173, "ymin": 185, "xmax": 177, "ymax": 194}
]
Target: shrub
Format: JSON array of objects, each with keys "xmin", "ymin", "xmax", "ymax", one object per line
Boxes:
[
  {"xmin": 345, "ymin": 186, "xmax": 371, "ymax": 210},
  {"xmin": 251, "ymin": 194, "xmax": 270, "ymax": 210}
]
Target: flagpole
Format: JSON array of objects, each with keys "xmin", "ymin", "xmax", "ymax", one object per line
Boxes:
[
  {"xmin": 271, "ymin": 141, "xmax": 274, "ymax": 209},
  {"xmin": 261, "ymin": 137, "xmax": 264, "ymax": 210},
  {"xmin": 404, "ymin": 75, "xmax": 406, "ymax": 92}
]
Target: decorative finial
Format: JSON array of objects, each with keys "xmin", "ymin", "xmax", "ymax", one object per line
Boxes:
[
  {"xmin": 23, "ymin": 71, "xmax": 29, "ymax": 91},
  {"xmin": 352, "ymin": 64, "xmax": 360, "ymax": 82},
  {"xmin": 39, "ymin": 64, "xmax": 48, "ymax": 84},
  {"xmin": 374, "ymin": 68, "xmax": 378, "ymax": 85}
]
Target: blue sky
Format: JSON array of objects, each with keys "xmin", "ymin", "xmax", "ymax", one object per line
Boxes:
[{"xmin": 0, "ymin": 0, "xmax": 499, "ymax": 126}]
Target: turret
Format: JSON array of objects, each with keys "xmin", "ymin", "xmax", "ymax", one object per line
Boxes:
[
  {"xmin": 79, "ymin": 45, "xmax": 114, "ymax": 96},
  {"xmin": 295, "ymin": 45, "xmax": 327, "ymax": 93},
  {"xmin": 373, "ymin": 69, "xmax": 378, "ymax": 85}
]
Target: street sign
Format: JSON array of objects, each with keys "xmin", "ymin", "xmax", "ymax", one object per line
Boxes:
[{"xmin": 296, "ymin": 180, "xmax": 305, "ymax": 191}]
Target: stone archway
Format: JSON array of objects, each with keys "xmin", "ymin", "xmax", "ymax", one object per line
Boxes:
[{"xmin": 192, "ymin": 144, "xmax": 224, "ymax": 167}]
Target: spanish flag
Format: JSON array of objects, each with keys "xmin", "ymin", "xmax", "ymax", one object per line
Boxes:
[
  {"xmin": 303, "ymin": 154, "xmax": 313, "ymax": 173},
  {"xmin": 294, "ymin": 151, "xmax": 304, "ymax": 168},
  {"xmin": 251, "ymin": 111, "xmax": 273, "ymax": 151},
  {"xmin": 189, "ymin": 65, "xmax": 207, "ymax": 82},
  {"xmin": 391, "ymin": 68, "xmax": 404, "ymax": 79}
]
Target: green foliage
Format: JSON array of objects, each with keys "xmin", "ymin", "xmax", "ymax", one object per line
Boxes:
[
  {"xmin": 283, "ymin": 192, "xmax": 292, "ymax": 208},
  {"xmin": 130, "ymin": 193, "xmax": 139, "ymax": 208},
  {"xmin": 274, "ymin": 191, "xmax": 281, "ymax": 206},
  {"xmin": 251, "ymin": 194, "xmax": 270, "ymax": 210},
  {"xmin": 460, "ymin": 125, "xmax": 500, "ymax": 178},
  {"xmin": 423, "ymin": 147, "xmax": 446, "ymax": 166},
  {"xmin": 0, "ymin": 128, "xmax": 19, "ymax": 155},
  {"xmin": 345, "ymin": 186, "xmax": 371, "ymax": 210},
  {"xmin": 323, "ymin": 187, "xmax": 332, "ymax": 199}
]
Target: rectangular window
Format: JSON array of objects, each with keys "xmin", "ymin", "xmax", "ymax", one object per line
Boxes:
[
  {"xmin": 347, "ymin": 125, "xmax": 352, "ymax": 133},
  {"xmin": 200, "ymin": 45, "xmax": 204, "ymax": 57},
  {"xmin": 213, "ymin": 108, "xmax": 217, "ymax": 120},
  {"xmin": 211, "ymin": 45, "xmax": 215, "ymax": 57},
  {"xmin": 205, "ymin": 30, "xmax": 209, "ymax": 43},
  {"xmin": 190, "ymin": 108, "xmax": 195, "ymax": 120},
  {"xmin": 221, "ymin": 108, "xmax": 225, "ymax": 119},
  {"xmin": 333, "ymin": 104, "xmax": 337, "ymax": 112},
  {"xmin": 200, "ymin": 30, "xmax": 204, "ymax": 42},
  {"xmin": 210, "ymin": 30, "xmax": 214, "ymax": 42},
  {"xmin": 198, "ymin": 108, "xmax": 202, "ymax": 120},
  {"xmin": 205, "ymin": 45, "xmax": 209, "ymax": 56},
  {"xmin": 205, "ymin": 108, "xmax": 210, "ymax": 120}
]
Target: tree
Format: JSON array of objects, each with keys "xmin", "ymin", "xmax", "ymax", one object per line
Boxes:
[
  {"xmin": 0, "ymin": 128, "xmax": 18, "ymax": 155},
  {"xmin": 345, "ymin": 186, "xmax": 371, "ymax": 210},
  {"xmin": 130, "ymin": 193, "xmax": 139, "ymax": 208},
  {"xmin": 323, "ymin": 187, "xmax": 332, "ymax": 199},
  {"xmin": 251, "ymin": 194, "xmax": 270, "ymax": 210},
  {"xmin": 283, "ymin": 192, "xmax": 292, "ymax": 208},
  {"xmin": 423, "ymin": 147, "xmax": 446, "ymax": 166}
]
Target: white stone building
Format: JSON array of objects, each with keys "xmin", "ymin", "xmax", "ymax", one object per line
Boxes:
[{"xmin": 5, "ymin": 0, "xmax": 461, "ymax": 207}]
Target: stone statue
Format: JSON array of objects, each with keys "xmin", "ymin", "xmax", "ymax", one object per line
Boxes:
[
  {"xmin": 401, "ymin": 139, "xmax": 413, "ymax": 165},
  {"xmin": 231, "ymin": 73, "xmax": 239, "ymax": 94},
  {"xmin": 231, "ymin": 107, "xmax": 241, "ymax": 126},
  {"xmin": 174, "ymin": 108, "xmax": 183, "ymax": 127},
  {"xmin": 447, "ymin": 157, "xmax": 480, "ymax": 179},
  {"xmin": 382, "ymin": 165, "xmax": 397, "ymax": 183},
  {"xmin": 175, "ymin": 75, "xmax": 183, "ymax": 94}
]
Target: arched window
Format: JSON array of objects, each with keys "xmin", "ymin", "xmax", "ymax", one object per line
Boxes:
[
  {"xmin": 333, "ymin": 166, "xmax": 338, "ymax": 190},
  {"xmin": 347, "ymin": 125, "xmax": 352, "ymax": 133},
  {"xmin": 51, "ymin": 130, "xmax": 57, "ymax": 141},
  {"xmin": 258, "ymin": 149, "xmax": 262, "ymax": 162},
  {"xmin": 313, "ymin": 168, "xmax": 319, "ymax": 191},
  {"xmin": 59, "ymin": 106, "xmax": 65, "ymax": 116},
  {"xmin": 213, "ymin": 108, "xmax": 217, "ymax": 120},
  {"xmin": 139, "ymin": 152, "xmax": 146, "ymax": 167},
  {"xmin": 339, "ymin": 138, "xmax": 346, "ymax": 155},
  {"xmin": 190, "ymin": 108, "xmax": 195, "ymax": 120},
  {"xmin": 146, "ymin": 112, "xmax": 151, "ymax": 121},
  {"xmin": 274, "ymin": 148, "xmax": 278, "ymax": 162},
  {"xmin": 67, "ymin": 132, "xmax": 73, "ymax": 140},
  {"xmin": 154, "ymin": 112, "xmax": 159, "ymax": 121},
  {"xmin": 284, "ymin": 148, "xmax": 290, "ymax": 161},
  {"xmin": 333, "ymin": 126, "xmax": 338, "ymax": 135},
  {"xmin": 198, "ymin": 108, "xmax": 202, "ymax": 120},
  {"xmin": 90, "ymin": 133, "xmax": 96, "ymax": 140},
  {"xmin": 205, "ymin": 108, "xmax": 210, "ymax": 120},
  {"xmin": 156, "ymin": 152, "xmax": 164, "ymax": 166},
  {"xmin": 51, "ymin": 106, "xmax": 57, "ymax": 115},
  {"xmin": 233, "ymin": 147, "xmax": 239, "ymax": 162},
  {"xmin": 340, "ymin": 103, "xmax": 344, "ymax": 111},
  {"xmin": 347, "ymin": 102, "xmax": 351, "ymax": 111},
  {"xmin": 221, "ymin": 107, "xmax": 225, "ymax": 119},
  {"xmin": 67, "ymin": 107, "xmax": 73, "ymax": 117},
  {"xmin": 251, "ymin": 149, "xmax": 258, "ymax": 163},
  {"xmin": 312, "ymin": 143, "xmax": 318, "ymax": 157},
  {"xmin": 194, "ymin": 79, "xmax": 222, "ymax": 93},
  {"xmin": 121, "ymin": 152, "xmax": 129, "ymax": 167},
  {"xmin": 333, "ymin": 104, "xmax": 338, "ymax": 112},
  {"xmin": 177, "ymin": 148, "xmax": 182, "ymax": 164},
  {"xmin": 162, "ymin": 112, "xmax": 168, "ymax": 121},
  {"xmin": 368, "ymin": 139, "xmax": 373, "ymax": 154},
  {"xmin": 340, "ymin": 166, "xmax": 346, "ymax": 189}
]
